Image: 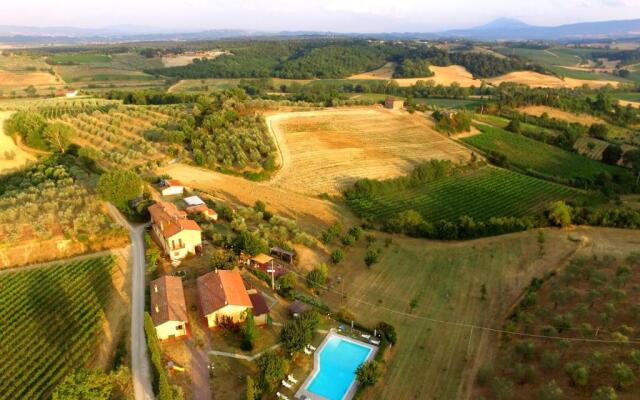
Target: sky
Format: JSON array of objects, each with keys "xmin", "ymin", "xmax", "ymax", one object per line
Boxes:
[{"xmin": 2, "ymin": 0, "xmax": 640, "ymax": 33}]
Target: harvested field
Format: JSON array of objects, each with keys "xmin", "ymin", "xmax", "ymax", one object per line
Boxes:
[
  {"xmin": 518, "ymin": 105, "xmax": 606, "ymax": 126},
  {"xmin": 0, "ymin": 70, "xmax": 61, "ymax": 88},
  {"xmin": 157, "ymin": 163, "xmax": 354, "ymax": 233},
  {"xmin": 0, "ymin": 111, "xmax": 36, "ymax": 173},
  {"xmin": 620, "ymin": 99, "xmax": 640, "ymax": 108},
  {"xmin": 395, "ymin": 65, "xmax": 482, "ymax": 87},
  {"xmin": 486, "ymin": 71, "xmax": 619, "ymax": 88},
  {"xmin": 161, "ymin": 51, "xmax": 227, "ymax": 67},
  {"xmin": 266, "ymin": 108, "xmax": 472, "ymax": 195},
  {"xmin": 348, "ymin": 62, "xmax": 396, "ymax": 80}
]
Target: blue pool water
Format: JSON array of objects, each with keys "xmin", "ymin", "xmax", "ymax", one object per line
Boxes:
[{"xmin": 306, "ymin": 336, "xmax": 373, "ymax": 400}]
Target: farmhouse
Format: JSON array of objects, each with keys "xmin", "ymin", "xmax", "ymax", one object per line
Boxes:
[
  {"xmin": 384, "ymin": 96, "xmax": 404, "ymax": 110},
  {"xmin": 149, "ymin": 201, "xmax": 202, "ymax": 261},
  {"xmin": 158, "ymin": 179, "xmax": 184, "ymax": 196},
  {"xmin": 56, "ymin": 89, "xmax": 78, "ymax": 98},
  {"xmin": 197, "ymin": 269, "xmax": 253, "ymax": 328},
  {"xmin": 150, "ymin": 275, "xmax": 189, "ymax": 341}
]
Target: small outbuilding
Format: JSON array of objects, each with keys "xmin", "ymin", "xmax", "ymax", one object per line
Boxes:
[
  {"xmin": 150, "ymin": 275, "xmax": 189, "ymax": 341},
  {"xmin": 247, "ymin": 289, "xmax": 270, "ymax": 326},
  {"xmin": 184, "ymin": 195, "xmax": 206, "ymax": 207},
  {"xmin": 158, "ymin": 179, "xmax": 184, "ymax": 196},
  {"xmin": 384, "ymin": 96, "xmax": 404, "ymax": 110},
  {"xmin": 289, "ymin": 300, "xmax": 309, "ymax": 318}
]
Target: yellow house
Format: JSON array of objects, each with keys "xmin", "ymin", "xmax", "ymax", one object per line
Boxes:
[
  {"xmin": 150, "ymin": 275, "xmax": 189, "ymax": 341},
  {"xmin": 197, "ymin": 269, "xmax": 253, "ymax": 329},
  {"xmin": 149, "ymin": 201, "xmax": 202, "ymax": 261}
]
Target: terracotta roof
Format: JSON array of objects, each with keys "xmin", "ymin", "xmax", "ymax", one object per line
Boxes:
[
  {"xmin": 197, "ymin": 270, "xmax": 253, "ymax": 316},
  {"xmin": 249, "ymin": 291, "xmax": 270, "ymax": 316},
  {"xmin": 251, "ymin": 253, "xmax": 274, "ymax": 265},
  {"xmin": 185, "ymin": 204, "xmax": 208, "ymax": 214},
  {"xmin": 149, "ymin": 201, "xmax": 201, "ymax": 239},
  {"xmin": 150, "ymin": 275, "xmax": 188, "ymax": 325},
  {"xmin": 160, "ymin": 179, "xmax": 183, "ymax": 188}
]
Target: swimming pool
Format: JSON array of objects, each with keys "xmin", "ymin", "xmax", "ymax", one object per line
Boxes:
[{"xmin": 297, "ymin": 332, "xmax": 377, "ymax": 400}]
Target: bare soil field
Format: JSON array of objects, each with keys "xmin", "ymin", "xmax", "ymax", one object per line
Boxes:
[
  {"xmin": 518, "ymin": 105, "xmax": 606, "ymax": 125},
  {"xmin": 0, "ymin": 70, "xmax": 61, "ymax": 88},
  {"xmin": 157, "ymin": 163, "xmax": 354, "ymax": 233},
  {"xmin": 266, "ymin": 108, "xmax": 472, "ymax": 195},
  {"xmin": 486, "ymin": 71, "xmax": 619, "ymax": 88},
  {"xmin": 161, "ymin": 50, "xmax": 228, "ymax": 67},
  {"xmin": 348, "ymin": 62, "xmax": 396, "ymax": 80},
  {"xmin": 0, "ymin": 111, "xmax": 36, "ymax": 173}
]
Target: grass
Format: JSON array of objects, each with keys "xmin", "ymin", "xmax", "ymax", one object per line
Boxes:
[
  {"xmin": 463, "ymin": 124, "xmax": 623, "ymax": 180},
  {"xmin": 347, "ymin": 166, "xmax": 581, "ymax": 222},
  {"xmin": 47, "ymin": 53, "xmax": 113, "ymax": 65},
  {"xmin": 416, "ymin": 97, "xmax": 482, "ymax": 109},
  {"xmin": 319, "ymin": 230, "xmax": 581, "ymax": 399},
  {"xmin": 482, "ymin": 253, "xmax": 640, "ymax": 399},
  {"xmin": 614, "ymin": 92, "xmax": 640, "ymax": 102},
  {"xmin": 546, "ymin": 65, "xmax": 626, "ymax": 82},
  {"xmin": 54, "ymin": 65, "xmax": 157, "ymax": 83},
  {"xmin": 0, "ymin": 255, "xmax": 116, "ymax": 400},
  {"xmin": 494, "ymin": 47, "xmax": 580, "ymax": 66}
]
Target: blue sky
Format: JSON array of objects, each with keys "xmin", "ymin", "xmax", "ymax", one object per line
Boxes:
[{"xmin": 3, "ymin": 0, "xmax": 640, "ymax": 32}]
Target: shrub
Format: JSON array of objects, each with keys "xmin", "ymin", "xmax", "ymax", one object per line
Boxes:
[
  {"xmin": 475, "ymin": 364, "xmax": 494, "ymax": 387},
  {"xmin": 306, "ymin": 264, "xmax": 328, "ymax": 289},
  {"xmin": 592, "ymin": 386, "xmax": 618, "ymax": 400},
  {"xmin": 376, "ymin": 322, "xmax": 397, "ymax": 345},
  {"xmin": 255, "ymin": 351, "xmax": 288, "ymax": 392},
  {"xmin": 514, "ymin": 340, "xmax": 536, "ymax": 361},
  {"xmin": 613, "ymin": 362, "xmax": 635, "ymax": 389},
  {"xmin": 565, "ymin": 362, "xmax": 589, "ymax": 386},
  {"xmin": 364, "ymin": 248, "xmax": 381, "ymax": 267},
  {"xmin": 536, "ymin": 380, "xmax": 564, "ymax": 400},
  {"xmin": 330, "ymin": 248, "xmax": 344, "ymax": 264},
  {"xmin": 356, "ymin": 361, "xmax": 380, "ymax": 387},
  {"xmin": 491, "ymin": 377, "xmax": 514, "ymax": 400},
  {"xmin": 540, "ymin": 351, "xmax": 561, "ymax": 372}
]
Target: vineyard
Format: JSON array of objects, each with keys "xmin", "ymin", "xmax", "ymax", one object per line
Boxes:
[
  {"xmin": 347, "ymin": 166, "xmax": 582, "ymax": 222},
  {"xmin": 0, "ymin": 255, "xmax": 116, "ymax": 400},
  {"xmin": 56, "ymin": 105, "xmax": 180, "ymax": 168},
  {"xmin": 462, "ymin": 125, "xmax": 622, "ymax": 180}
]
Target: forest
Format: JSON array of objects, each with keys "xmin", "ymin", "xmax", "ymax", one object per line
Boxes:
[{"xmin": 147, "ymin": 39, "xmax": 541, "ymax": 80}]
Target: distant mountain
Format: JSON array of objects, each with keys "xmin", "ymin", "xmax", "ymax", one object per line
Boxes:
[
  {"xmin": 440, "ymin": 18, "xmax": 640, "ymax": 40},
  {"xmin": 0, "ymin": 18, "xmax": 639, "ymax": 46}
]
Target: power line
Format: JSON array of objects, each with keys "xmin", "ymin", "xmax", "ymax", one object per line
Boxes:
[{"xmin": 275, "ymin": 264, "xmax": 640, "ymax": 345}]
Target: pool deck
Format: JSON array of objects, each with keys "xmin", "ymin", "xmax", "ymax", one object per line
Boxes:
[{"xmin": 294, "ymin": 330, "xmax": 378, "ymax": 400}]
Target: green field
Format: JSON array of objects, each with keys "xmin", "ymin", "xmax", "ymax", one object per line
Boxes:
[
  {"xmin": 463, "ymin": 124, "xmax": 622, "ymax": 180},
  {"xmin": 614, "ymin": 92, "xmax": 640, "ymax": 102},
  {"xmin": 546, "ymin": 65, "xmax": 626, "ymax": 82},
  {"xmin": 47, "ymin": 53, "xmax": 113, "ymax": 65},
  {"xmin": 0, "ymin": 256, "xmax": 116, "ymax": 400},
  {"xmin": 494, "ymin": 47, "xmax": 581, "ymax": 66},
  {"xmin": 54, "ymin": 65, "xmax": 158, "ymax": 83},
  {"xmin": 320, "ymin": 229, "xmax": 582, "ymax": 399},
  {"xmin": 348, "ymin": 166, "xmax": 581, "ymax": 222},
  {"xmin": 417, "ymin": 97, "xmax": 481, "ymax": 109}
]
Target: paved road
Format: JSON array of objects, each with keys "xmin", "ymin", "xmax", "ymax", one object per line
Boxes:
[{"xmin": 108, "ymin": 205, "xmax": 154, "ymax": 400}]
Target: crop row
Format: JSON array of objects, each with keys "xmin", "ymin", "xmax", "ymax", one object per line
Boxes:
[
  {"xmin": 349, "ymin": 167, "xmax": 580, "ymax": 222},
  {"xmin": 0, "ymin": 256, "xmax": 115, "ymax": 400}
]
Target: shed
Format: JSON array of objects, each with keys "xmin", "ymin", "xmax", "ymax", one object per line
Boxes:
[
  {"xmin": 247, "ymin": 289, "xmax": 270, "ymax": 326},
  {"xmin": 289, "ymin": 301, "xmax": 309, "ymax": 318},
  {"xmin": 159, "ymin": 179, "xmax": 184, "ymax": 196},
  {"xmin": 184, "ymin": 195, "xmax": 205, "ymax": 207},
  {"xmin": 270, "ymin": 247, "xmax": 296, "ymax": 263},
  {"xmin": 384, "ymin": 96, "xmax": 404, "ymax": 110}
]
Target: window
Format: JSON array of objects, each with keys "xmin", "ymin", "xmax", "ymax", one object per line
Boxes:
[{"xmin": 176, "ymin": 325, "xmax": 183, "ymax": 330}]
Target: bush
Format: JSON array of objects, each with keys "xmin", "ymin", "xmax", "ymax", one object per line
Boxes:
[
  {"xmin": 592, "ymin": 386, "xmax": 618, "ymax": 400},
  {"xmin": 514, "ymin": 340, "xmax": 536, "ymax": 361},
  {"xmin": 565, "ymin": 362, "xmax": 589, "ymax": 386},
  {"xmin": 540, "ymin": 351, "xmax": 561, "ymax": 371},
  {"xmin": 364, "ymin": 249, "xmax": 381, "ymax": 267},
  {"xmin": 306, "ymin": 264, "xmax": 328, "ymax": 289},
  {"xmin": 475, "ymin": 364, "xmax": 494, "ymax": 387},
  {"xmin": 613, "ymin": 362, "xmax": 635, "ymax": 389},
  {"xmin": 537, "ymin": 380, "xmax": 564, "ymax": 400},
  {"xmin": 376, "ymin": 322, "xmax": 397, "ymax": 345},
  {"xmin": 491, "ymin": 377, "xmax": 514, "ymax": 400},
  {"xmin": 330, "ymin": 248, "xmax": 344, "ymax": 264},
  {"xmin": 356, "ymin": 361, "xmax": 380, "ymax": 387}
]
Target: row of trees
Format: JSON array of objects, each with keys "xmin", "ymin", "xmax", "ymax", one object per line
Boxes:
[{"xmin": 5, "ymin": 111, "xmax": 75, "ymax": 152}]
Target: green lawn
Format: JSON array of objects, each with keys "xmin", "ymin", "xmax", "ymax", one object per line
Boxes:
[
  {"xmin": 463, "ymin": 124, "xmax": 622, "ymax": 180},
  {"xmin": 347, "ymin": 166, "xmax": 581, "ymax": 222}
]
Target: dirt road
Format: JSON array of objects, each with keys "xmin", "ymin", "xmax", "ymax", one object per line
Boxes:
[{"xmin": 108, "ymin": 205, "xmax": 154, "ymax": 400}]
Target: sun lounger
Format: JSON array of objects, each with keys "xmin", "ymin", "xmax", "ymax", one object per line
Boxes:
[
  {"xmin": 288, "ymin": 374, "xmax": 298, "ymax": 383},
  {"xmin": 304, "ymin": 347, "xmax": 312, "ymax": 355},
  {"xmin": 307, "ymin": 344, "xmax": 317, "ymax": 351},
  {"xmin": 361, "ymin": 334, "xmax": 371, "ymax": 340},
  {"xmin": 282, "ymin": 380, "xmax": 293, "ymax": 389},
  {"xmin": 370, "ymin": 338, "xmax": 381, "ymax": 345},
  {"xmin": 277, "ymin": 392, "xmax": 290, "ymax": 400}
]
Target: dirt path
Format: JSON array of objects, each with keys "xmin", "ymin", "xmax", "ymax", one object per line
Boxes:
[
  {"xmin": 189, "ymin": 342, "xmax": 212, "ymax": 400},
  {"xmin": 107, "ymin": 205, "xmax": 154, "ymax": 400}
]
